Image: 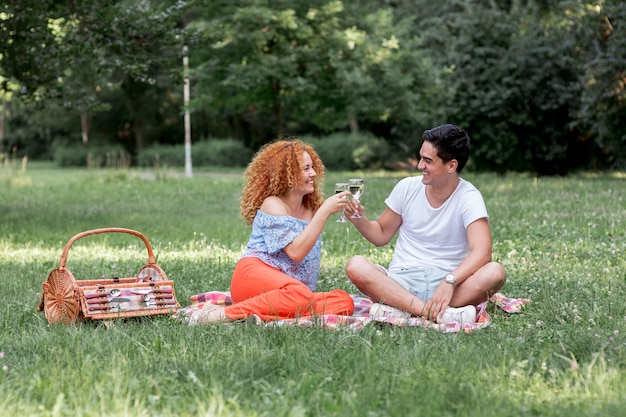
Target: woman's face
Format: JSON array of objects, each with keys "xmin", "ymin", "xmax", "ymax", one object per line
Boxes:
[{"xmin": 300, "ymin": 151, "xmax": 317, "ymax": 194}]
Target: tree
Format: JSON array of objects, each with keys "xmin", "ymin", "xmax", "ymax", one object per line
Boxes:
[
  {"xmin": 412, "ymin": 0, "xmax": 591, "ymax": 174},
  {"xmin": 577, "ymin": 1, "xmax": 626, "ymax": 169},
  {"xmin": 188, "ymin": 0, "xmax": 435, "ymax": 147},
  {"xmin": 0, "ymin": 0, "xmax": 189, "ymax": 155},
  {"xmin": 1, "ymin": 0, "xmax": 622, "ymax": 173}
]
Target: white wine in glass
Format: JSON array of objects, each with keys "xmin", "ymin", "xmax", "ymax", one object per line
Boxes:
[
  {"xmin": 348, "ymin": 178, "xmax": 364, "ymax": 218},
  {"xmin": 334, "ymin": 182, "xmax": 350, "ymax": 223}
]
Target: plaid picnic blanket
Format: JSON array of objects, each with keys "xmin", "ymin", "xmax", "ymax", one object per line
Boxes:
[{"xmin": 176, "ymin": 291, "xmax": 529, "ymax": 333}]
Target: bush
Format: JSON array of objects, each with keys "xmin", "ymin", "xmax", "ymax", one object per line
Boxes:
[
  {"xmin": 53, "ymin": 145, "xmax": 131, "ymax": 168},
  {"xmin": 136, "ymin": 144, "xmax": 184, "ymax": 168},
  {"xmin": 56, "ymin": 136, "xmax": 401, "ymax": 170},
  {"xmin": 302, "ymin": 133, "xmax": 394, "ymax": 170},
  {"xmin": 191, "ymin": 140, "xmax": 253, "ymax": 167},
  {"xmin": 137, "ymin": 139, "xmax": 253, "ymax": 168}
]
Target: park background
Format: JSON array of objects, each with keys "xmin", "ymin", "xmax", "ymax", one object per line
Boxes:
[
  {"xmin": 0, "ymin": 0, "xmax": 625, "ymax": 175},
  {"xmin": 1, "ymin": 1, "xmax": 625, "ymax": 416}
]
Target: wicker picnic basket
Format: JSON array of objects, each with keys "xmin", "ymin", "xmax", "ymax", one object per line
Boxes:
[{"xmin": 38, "ymin": 228, "xmax": 180, "ymax": 324}]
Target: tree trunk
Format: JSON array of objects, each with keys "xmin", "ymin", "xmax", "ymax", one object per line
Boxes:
[
  {"xmin": 0, "ymin": 99, "xmax": 6, "ymax": 143},
  {"xmin": 80, "ymin": 113, "xmax": 89, "ymax": 144},
  {"xmin": 348, "ymin": 113, "xmax": 359, "ymax": 134},
  {"xmin": 271, "ymin": 77, "xmax": 282, "ymax": 137},
  {"xmin": 134, "ymin": 115, "xmax": 144, "ymax": 153}
]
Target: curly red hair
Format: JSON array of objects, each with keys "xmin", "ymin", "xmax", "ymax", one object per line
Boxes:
[{"xmin": 240, "ymin": 139, "xmax": 326, "ymax": 225}]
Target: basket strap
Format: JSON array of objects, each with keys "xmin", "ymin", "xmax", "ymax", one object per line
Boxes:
[{"xmin": 58, "ymin": 228, "xmax": 157, "ymax": 270}]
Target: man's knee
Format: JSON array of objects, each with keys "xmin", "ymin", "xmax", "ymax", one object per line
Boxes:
[
  {"xmin": 345, "ymin": 255, "xmax": 368, "ymax": 280},
  {"xmin": 485, "ymin": 261, "xmax": 506, "ymax": 288},
  {"xmin": 346, "ymin": 256, "xmax": 382, "ymax": 288},
  {"xmin": 491, "ymin": 262, "xmax": 506, "ymax": 281}
]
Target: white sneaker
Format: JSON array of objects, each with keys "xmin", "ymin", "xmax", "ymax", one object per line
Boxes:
[
  {"xmin": 437, "ymin": 305, "xmax": 477, "ymax": 324},
  {"xmin": 369, "ymin": 303, "xmax": 411, "ymax": 319},
  {"xmin": 243, "ymin": 314, "xmax": 263, "ymax": 325}
]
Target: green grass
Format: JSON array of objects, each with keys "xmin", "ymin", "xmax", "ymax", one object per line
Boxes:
[{"xmin": 1, "ymin": 166, "xmax": 625, "ymax": 416}]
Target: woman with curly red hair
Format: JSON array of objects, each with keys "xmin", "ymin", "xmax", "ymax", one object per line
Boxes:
[{"xmin": 190, "ymin": 139, "xmax": 355, "ymax": 323}]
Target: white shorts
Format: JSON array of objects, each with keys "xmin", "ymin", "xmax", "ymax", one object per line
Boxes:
[{"xmin": 377, "ymin": 265, "xmax": 448, "ymax": 301}]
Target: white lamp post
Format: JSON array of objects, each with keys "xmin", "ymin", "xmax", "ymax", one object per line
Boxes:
[{"xmin": 183, "ymin": 45, "xmax": 192, "ymax": 178}]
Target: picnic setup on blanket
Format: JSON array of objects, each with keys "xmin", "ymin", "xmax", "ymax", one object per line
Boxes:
[
  {"xmin": 36, "ymin": 228, "xmax": 528, "ymax": 332},
  {"xmin": 176, "ymin": 291, "xmax": 530, "ymax": 334},
  {"xmin": 38, "ymin": 228, "xmax": 180, "ymax": 324}
]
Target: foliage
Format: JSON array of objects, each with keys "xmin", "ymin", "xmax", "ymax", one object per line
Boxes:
[
  {"xmin": 137, "ymin": 139, "xmax": 253, "ymax": 168},
  {"xmin": 187, "ymin": 0, "xmax": 434, "ymax": 146},
  {"xmin": 412, "ymin": 0, "xmax": 592, "ymax": 175},
  {"xmin": 0, "ymin": 0, "xmax": 190, "ymax": 154},
  {"xmin": 0, "ymin": 167, "xmax": 625, "ymax": 416},
  {"xmin": 0, "ymin": 0, "xmax": 187, "ymax": 102},
  {"xmin": 576, "ymin": 1, "xmax": 626, "ymax": 170},
  {"xmin": 54, "ymin": 144, "xmax": 131, "ymax": 168},
  {"xmin": 303, "ymin": 132, "xmax": 396, "ymax": 170},
  {"xmin": 0, "ymin": 0, "xmax": 625, "ymax": 174},
  {"xmin": 1, "ymin": 99, "xmax": 79, "ymax": 160}
]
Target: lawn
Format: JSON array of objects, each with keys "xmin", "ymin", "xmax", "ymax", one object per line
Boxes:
[{"xmin": 0, "ymin": 164, "xmax": 625, "ymax": 416}]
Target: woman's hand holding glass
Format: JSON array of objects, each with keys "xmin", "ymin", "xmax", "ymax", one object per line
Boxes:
[
  {"xmin": 333, "ymin": 183, "xmax": 351, "ymax": 223},
  {"xmin": 335, "ymin": 178, "xmax": 365, "ymax": 221}
]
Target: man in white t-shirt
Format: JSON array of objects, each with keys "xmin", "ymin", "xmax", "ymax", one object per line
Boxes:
[{"xmin": 344, "ymin": 124, "xmax": 506, "ymax": 324}]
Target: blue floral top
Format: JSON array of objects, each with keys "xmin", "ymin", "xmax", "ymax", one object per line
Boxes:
[{"xmin": 241, "ymin": 210, "xmax": 322, "ymax": 290}]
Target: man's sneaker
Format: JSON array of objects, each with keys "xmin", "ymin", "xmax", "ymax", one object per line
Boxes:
[
  {"xmin": 369, "ymin": 303, "xmax": 411, "ymax": 319},
  {"xmin": 437, "ymin": 305, "xmax": 477, "ymax": 324}
]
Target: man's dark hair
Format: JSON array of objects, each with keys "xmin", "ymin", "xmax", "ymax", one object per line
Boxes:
[{"xmin": 422, "ymin": 124, "xmax": 471, "ymax": 173}]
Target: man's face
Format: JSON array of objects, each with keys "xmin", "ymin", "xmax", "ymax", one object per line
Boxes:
[{"xmin": 417, "ymin": 141, "xmax": 449, "ymax": 185}]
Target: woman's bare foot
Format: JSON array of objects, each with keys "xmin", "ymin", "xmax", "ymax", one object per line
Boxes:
[{"xmin": 188, "ymin": 304, "xmax": 227, "ymax": 325}]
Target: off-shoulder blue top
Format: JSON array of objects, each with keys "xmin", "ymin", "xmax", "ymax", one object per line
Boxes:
[{"xmin": 241, "ymin": 210, "xmax": 322, "ymax": 290}]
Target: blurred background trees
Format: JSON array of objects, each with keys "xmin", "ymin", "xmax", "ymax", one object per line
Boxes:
[{"xmin": 0, "ymin": 0, "xmax": 623, "ymax": 174}]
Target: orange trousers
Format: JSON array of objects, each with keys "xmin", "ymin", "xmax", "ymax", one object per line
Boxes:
[{"xmin": 224, "ymin": 257, "xmax": 354, "ymax": 321}]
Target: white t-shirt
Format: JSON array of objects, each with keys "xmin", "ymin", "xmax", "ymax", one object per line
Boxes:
[{"xmin": 385, "ymin": 176, "xmax": 489, "ymax": 272}]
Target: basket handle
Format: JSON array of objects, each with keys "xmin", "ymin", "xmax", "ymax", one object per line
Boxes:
[{"xmin": 58, "ymin": 228, "xmax": 157, "ymax": 270}]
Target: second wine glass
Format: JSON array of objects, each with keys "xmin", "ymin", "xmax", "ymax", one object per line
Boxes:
[{"xmin": 348, "ymin": 178, "xmax": 365, "ymax": 218}]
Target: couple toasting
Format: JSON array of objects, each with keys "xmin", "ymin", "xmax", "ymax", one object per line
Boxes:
[{"xmin": 189, "ymin": 124, "xmax": 506, "ymax": 325}]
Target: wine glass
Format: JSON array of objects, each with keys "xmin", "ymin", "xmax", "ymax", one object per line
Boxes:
[
  {"xmin": 334, "ymin": 182, "xmax": 350, "ymax": 223},
  {"xmin": 348, "ymin": 178, "xmax": 365, "ymax": 218}
]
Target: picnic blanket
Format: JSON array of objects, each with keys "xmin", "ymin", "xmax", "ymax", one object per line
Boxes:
[{"xmin": 176, "ymin": 291, "xmax": 530, "ymax": 333}]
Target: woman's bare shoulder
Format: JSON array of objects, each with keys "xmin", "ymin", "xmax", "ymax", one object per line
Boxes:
[{"xmin": 260, "ymin": 196, "xmax": 289, "ymax": 216}]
